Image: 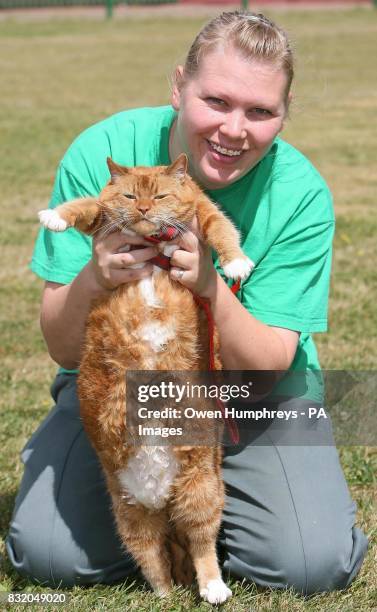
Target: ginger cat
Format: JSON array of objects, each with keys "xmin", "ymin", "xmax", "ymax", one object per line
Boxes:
[{"xmin": 39, "ymin": 154, "xmax": 253, "ymax": 604}]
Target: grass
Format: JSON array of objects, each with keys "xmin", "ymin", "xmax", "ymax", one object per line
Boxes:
[{"xmin": 0, "ymin": 6, "xmax": 376, "ymax": 611}]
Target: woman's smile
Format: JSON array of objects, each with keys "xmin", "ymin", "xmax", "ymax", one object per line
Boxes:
[{"xmin": 206, "ymin": 139, "xmax": 245, "ymax": 162}]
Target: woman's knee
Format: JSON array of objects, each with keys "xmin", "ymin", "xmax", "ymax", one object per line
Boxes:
[
  {"xmin": 6, "ymin": 523, "xmax": 81, "ymax": 587},
  {"xmin": 6, "ymin": 521, "xmax": 135, "ymax": 588},
  {"xmin": 223, "ymin": 525, "xmax": 368, "ymax": 595},
  {"xmin": 281, "ymin": 526, "xmax": 367, "ymax": 594}
]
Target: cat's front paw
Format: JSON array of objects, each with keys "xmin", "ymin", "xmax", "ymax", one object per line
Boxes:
[
  {"xmin": 222, "ymin": 257, "xmax": 254, "ymax": 281},
  {"xmin": 38, "ymin": 209, "xmax": 68, "ymax": 232},
  {"xmin": 200, "ymin": 578, "xmax": 232, "ymax": 604}
]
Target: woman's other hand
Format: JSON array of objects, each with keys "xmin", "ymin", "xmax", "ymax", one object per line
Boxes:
[
  {"xmin": 89, "ymin": 231, "xmax": 157, "ymax": 292},
  {"xmin": 169, "ymin": 217, "xmax": 218, "ymax": 298}
]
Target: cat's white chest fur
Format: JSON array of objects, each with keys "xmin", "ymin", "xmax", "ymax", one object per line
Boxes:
[
  {"xmin": 135, "ymin": 256, "xmax": 177, "ymax": 365},
  {"xmin": 138, "ymin": 275, "xmax": 162, "ymax": 308},
  {"xmin": 135, "ymin": 275, "xmax": 176, "ymax": 368},
  {"xmin": 118, "ymin": 447, "xmax": 179, "ymax": 510},
  {"xmin": 136, "ymin": 242, "xmax": 179, "ymax": 308},
  {"xmin": 138, "ymin": 320, "xmax": 175, "ymax": 354}
]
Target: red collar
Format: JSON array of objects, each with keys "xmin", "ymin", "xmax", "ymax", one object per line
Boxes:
[
  {"xmin": 144, "ymin": 227, "xmax": 179, "ymax": 243},
  {"xmin": 144, "ymin": 228, "xmax": 179, "ymax": 270}
]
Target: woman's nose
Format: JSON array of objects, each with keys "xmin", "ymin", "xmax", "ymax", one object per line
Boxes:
[{"xmin": 219, "ymin": 112, "xmax": 247, "ymax": 140}]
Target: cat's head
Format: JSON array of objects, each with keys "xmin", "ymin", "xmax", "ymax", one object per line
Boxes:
[{"xmin": 99, "ymin": 154, "xmax": 195, "ymax": 238}]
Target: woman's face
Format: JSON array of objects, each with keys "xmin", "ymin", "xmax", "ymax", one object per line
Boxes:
[{"xmin": 170, "ymin": 46, "xmax": 289, "ymax": 190}]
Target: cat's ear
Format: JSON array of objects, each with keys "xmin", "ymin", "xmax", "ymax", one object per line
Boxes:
[
  {"xmin": 107, "ymin": 157, "xmax": 129, "ymax": 183},
  {"xmin": 166, "ymin": 154, "xmax": 188, "ymax": 183}
]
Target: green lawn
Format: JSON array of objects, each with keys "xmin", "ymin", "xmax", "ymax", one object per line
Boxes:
[{"xmin": 0, "ymin": 7, "xmax": 376, "ymax": 611}]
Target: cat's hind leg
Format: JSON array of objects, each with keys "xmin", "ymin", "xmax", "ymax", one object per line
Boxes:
[
  {"xmin": 105, "ymin": 472, "xmax": 173, "ymax": 596},
  {"xmin": 115, "ymin": 503, "xmax": 173, "ymax": 596},
  {"xmin": 170, "ymin": 448, "xmax": 232, "ymax": 604},
  {"xmin": 167, "ymin": 524, "xmax": 195, "ymax": 587}
]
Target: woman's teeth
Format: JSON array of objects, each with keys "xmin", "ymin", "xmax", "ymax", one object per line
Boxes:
[{"xmin": 209, "ymin": 141, "xmax": 243, "ymax": 157}]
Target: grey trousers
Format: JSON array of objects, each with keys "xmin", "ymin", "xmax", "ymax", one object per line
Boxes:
[{"xmin": 6, "ymin": 374, "xmax": 368, "ymax": 594}]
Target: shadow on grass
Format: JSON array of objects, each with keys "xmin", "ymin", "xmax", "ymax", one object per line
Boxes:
[{"xmin": 0, "ymin": 488, "xmax": 17, "ymax": 539}]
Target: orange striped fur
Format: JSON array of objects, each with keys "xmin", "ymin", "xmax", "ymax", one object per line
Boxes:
[{"xmin": 38, "ymin": 155, "xmax": 253, "ymax": 603}]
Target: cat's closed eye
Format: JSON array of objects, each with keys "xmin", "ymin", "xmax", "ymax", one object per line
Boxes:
[
  {"xmin": 154, "ymin": 194, "xmax": 169, "ymax": 200},
  {"xmin": 123, "ymin": 193, "xmax": 136, "ymax": 199}
]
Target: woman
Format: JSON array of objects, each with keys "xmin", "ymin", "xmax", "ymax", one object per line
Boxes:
[{"xmin": 6, "ymin": 11, "xmax": 367, "ymax": 594}]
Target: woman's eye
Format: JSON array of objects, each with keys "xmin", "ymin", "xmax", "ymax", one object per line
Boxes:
[
  {"xmin": 206, "ymin": 97, "xmax": 225, "ymax": 106},
  {"xmin": 251, "ymin": 108, "xmax": 272, "ymax": 117},
  {"xmin": 123, "ymin": 193, "xmax": 136, "ymax": 199},
  {"xmin": 154, "ymin": 194, "xmax": 168, "ymax": 200}
]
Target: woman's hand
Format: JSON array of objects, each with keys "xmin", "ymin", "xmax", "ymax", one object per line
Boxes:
[
  {"xmin": 89, "ymin": 231, "xmax": 158, "ymax": 292},
  {"xmin": 169, "ymin": 218, "xmax": 218, "ymax": 298}
]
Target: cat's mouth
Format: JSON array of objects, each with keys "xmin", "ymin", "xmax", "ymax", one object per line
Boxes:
[{"xmin": 129, "ymin": 219, "xmax": 159, "ymax": 236}]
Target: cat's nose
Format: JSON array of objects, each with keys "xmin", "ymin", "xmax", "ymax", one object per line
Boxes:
[{"xmin": 137, "ymin": 205, "xmax": 150, "ymax": 216}]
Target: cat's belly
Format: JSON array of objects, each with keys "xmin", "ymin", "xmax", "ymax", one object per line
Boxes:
[
  {"xmin": 131, "ymin": 274, "xmax": 200, "ymax": 369},
  {"xmin": 136, "ymin": 319, "xmax": 176, "ymax": 368},
  {"xmin": 79, "ymin": 271, "xmax": 207, "ymax": 439},
  {"xmin": 135, "ymin": 275, "xmax": 177, "ymax": 368},
  {"xmin": 117, "ymin": 446, "xmax": 179, "ymax": 510}
]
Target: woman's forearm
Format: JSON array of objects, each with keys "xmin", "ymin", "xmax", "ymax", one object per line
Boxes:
[
  {"xmin": 39, "ymin": 231, "xmax": 161, "ymax": 370},
  {"xmin": 40, "ymin": 262, "xmax": 110, "ymax": 370},
  {"xmin": 208, "ymin": 273, "xmax": 296, "ymax": 371},
  {"xmin": 41, "ymin": 258, "xmax": 295, "ymax": 372}
]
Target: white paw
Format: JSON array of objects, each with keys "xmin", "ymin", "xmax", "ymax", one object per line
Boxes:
[
  {"xmin": 222, "ymin": 257, "xmax": 255, "ymax": 280},
  {"xmin": 38, "ymin": 209, "xmax": 68, "ymax": 232},
  {"xmin": 200, "ymin": 578, "xmax": 232, "ymax": 604}
]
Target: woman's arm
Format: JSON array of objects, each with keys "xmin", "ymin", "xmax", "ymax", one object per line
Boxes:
[
  {"xmin": 204, "ymin": 272, "xmax": 299, "ymax": 370},
  {"xmin": 40, "ymin": 231, "xmax": 158, "ymax": 369},
  {"xmin": 169, "ymin": 230, "xmax": 299, "ymax": 371}
]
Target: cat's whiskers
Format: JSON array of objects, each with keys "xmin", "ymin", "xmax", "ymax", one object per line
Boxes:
[
  {"xmin": 93, "ymin": 220, "xmax": 118, "ymax": 238},
  {"xmin": 96, "ymin": 218, "xmax": 126, "ymax": 239},
  {"xmin": 93, "ymin": 209, "xmax": 136, "ymax": 238},
  {"xmin": 120, "ymin": 220, "xmax": 137, "ymax": 234},
  {"xmin": 151, "ymin": 214, "xmax": 188, "ymax": 237},
  {"xmin": 163, "ymin": 216, "xmax": 189, "ymax": 234}
]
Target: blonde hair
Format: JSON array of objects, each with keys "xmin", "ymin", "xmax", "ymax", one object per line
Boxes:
[{"xmin": 183, "ymin": 11, "xmax": 294, "ymax": 99}]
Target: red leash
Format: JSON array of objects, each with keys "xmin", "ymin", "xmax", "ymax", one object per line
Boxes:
[
  {"xmin": 193, "ymin": 284, "xmax": 240, "ymax": 445},
  {"xmin": 145, "ymin": 230, "xmax": 240, "ymax": 444}
]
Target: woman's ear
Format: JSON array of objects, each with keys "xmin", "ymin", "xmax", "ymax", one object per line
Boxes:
[
  {"xmin": 280, "ymin": 91, "xmax": 293, "ymax": 130},
  {"xmin": 171, "ymin": 65, "xmax": 184, "ymax": 111},
  {"xmin": 284, "ymin": 91, "xmax": 293, "ymax": 121}
]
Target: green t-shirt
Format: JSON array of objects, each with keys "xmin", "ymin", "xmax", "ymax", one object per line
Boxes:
[{"xmin": 31, "ymin": 106, "xmax": 335, "ymax": 402}]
